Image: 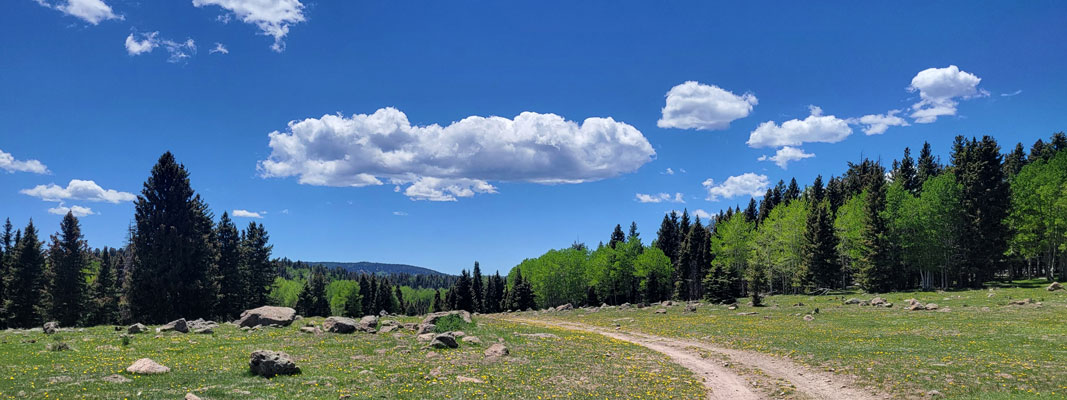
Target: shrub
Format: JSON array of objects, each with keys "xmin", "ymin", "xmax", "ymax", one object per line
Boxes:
[{"xmin": 432, "ymin": 314, "xmax": 473, "ymax": 333}]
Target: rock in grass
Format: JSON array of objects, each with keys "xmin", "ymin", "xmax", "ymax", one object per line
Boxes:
[
  {"xmin": 126, "ymin": 358, "xmax": 170, "ymax": 374},
  {"xmin": 430, "ymin": 333, "xmax": 459, "ymax": 349},
  {"xmin": 421, "ymin": 311, "xmax": 472, "ymax": 325},
  {"xmin": 43, "ymin": 321, "xmax": 60, "ymax": 334},
  {"xmin": 654, "ymin": 308, "xmax": 667, "ymax": 314},
  {"xmin": 457, "ymin": 375, "xmax": 484, "ymax": 383},
  {"xmin": 416, "ymin": 323, "xmax": 435, "ymax": 335},
  {"xmin": 249, "ymin": 350, "xmax": 300, "ymax": 378},
  {"xmin": 185, "ymin": 393, "xmax": 202, "ymax": 400},
  {"xmin": 378, "ymin": 325, "xmax": 398, "ymax": 334},
  {"xmin": 101, "ymin": 374, "xmax": 131, "ymax": 383},
  {"xmin": 236, "ymin": 306, "xmax": 297, "ymax": 328},
  {"xmin": 323, "ymin": 316, "xmax": 359, "ymax": 334},
  {"xmin": 127, "ymin": 323, "xmax": 147, "ymax": 334},
  {"xmin": 47, "ymin": 342, "xmax": 71, "ymax": 351},
  {"xmin": 924, "ymin": 303, "xmax": 939, "ymax": 311},
  {"xmin": 417, "ymin": 333, "xmax": 435, "ymax": 342},
  {"xmin": 484, "ymin": 343, "xmax": 509, "ymax": 358},
  {"xmin": 1010, "ymin": 298, "xmax": 1035, "ymax": 305},
  {"xmin": 299, "ymin": 326, "xmax": 322, "ymax": 335},
  {"xmin": 461, "ymin": 336, "xmax": 482, "ymax": 345},
  {"xmin": 843, "ymin": 298, "xmax": 862, "ymax": 305},
  {"xmin": 157, "ymin": 318, "xmax": 188, "ymax": 333},
  {"xmin": 1047, "ymin": 282, "xmax": 1063, "ymax": 291},
  {"xmin": 803, "ymin": 314, "xmax": 815, "ymax": 321},
  {"xmin": 187, "ymin": 318, "xmax": 218, "ymax": 331}
]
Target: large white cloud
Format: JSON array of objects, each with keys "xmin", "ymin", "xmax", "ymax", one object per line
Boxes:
[
  {"xmin": 908, "ymin": 65, "xmax": 987, "ymax": 123},
  {"xmin": 48, "ymin": 205, "xmax": 94, "ymax": 217},
  {"xmin": 702, "ymin": 173, "xmax": 769, "ymax": 202},
  {"xmin": 259, "ymin": 107, "xmax": 655, "ymax": 201},
  {"xmin": 853, "ymin": 110, "xmax": 909, "ymax": 135},
  {"xmin": 657, "ymin": 81, "xmax": 757, "ymax": 131},
  {"xmin": 193, "ymin": 0, "xmax": 305, "ymax": 52},
  {"xmin": 757, "ymin": 146, "xmax": 814, "ymax": 169},
  {"xmin": 747, "ymin": 106, "xmax": 851, "ymax": 148},
  {"xmin": 21, "ymin": 179, "xmax": 135, "ymax": 203},
  {"xmin": 0, "ymin": 148, "xmax": 49, "ymax": 174},
  {"xmin": 35, "ymin": 0, "xmax": 122, "ymax": 25},
  {"xmin": 635, "ymin": 192, "xmax": 684, "ymax": 204}
]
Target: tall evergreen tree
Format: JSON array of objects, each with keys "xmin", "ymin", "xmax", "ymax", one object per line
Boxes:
[
  {"xmin": 757, "ymin": 188, "xmax": 776, "ymax": 223},
  {"xmin": 917, "ymin": 141, "xmax": 941, "ymax": 184},
  {"xmin": 374, "ymin": 279, "xmax": 399, "ymax": 314},
  {"xmin": 2, "ymin": 220, "xmax": 46, "ymax": 328},
  {"xmin": 0, "ymin": 218, "xmax": 13, "ymax": 322},
  {"xmin": 784, "ymin": 178, "xmax": 801, "ymax": 202},
  {"xmin": 743, "ymin": 198, "xmax": 758, "ymax": 222},
  {"xmin": 90, "ymin": 248, "xmax": 120, "ymax": 325},
  {"xmin": 431, "ymin": 289, "xmax": 444, "ymax": 312},
  {"xmin": 609, "ymin": 224, "xmax": 626, "ymax": 249},
  {"xmin": 674, "ymin": 218, "xmax": 710, "ymax": 300},
  {"xmin": 394, "ymin": 285, "xmax": 406, "ymax": 314},
  {"xmin": 628, "ymin": 222, "xmax": 640, "ymax": 241},
  {"xmin": 471, "ymin": 262, "xmax": 484, "ymax": 313},
  {"xmin": 296, "ymin": 269, "xmax": 330, "ymax": 317},
  {"xmin": 1003, "ymin": 142, "xmax": 1028, "ymax": 178},
  {"xmin": 44, "ymin": 212, "xmax": 90, "ymax": 326},
  {"xmin": 655, "ymin": 212, "xmax": 681, "ymax": 265},
  {"xmin": 358, "ymin": 274, "xmax": 373, "ymax": 316},
  {"xmin": 952, "ymin": 136, "xmax": 1011, "ymax": 286},
  {"xmin": 856, "ymin": 168, "xmax": 894, "ymax": 292},
  {"xmin": 214, "ymin": 212, "xmax": 243, "ymax": 319},
  {"xmin": 241, "ymin": 222, "xmax": 274, "ymax": 309},
  {"xmin": 505, "ymin": 269, "xmax": 535, "ymax": 311},
  {"xmin": 897, "ymin": 147, "xmax": 919, "ymax": 193},
  {"xmin": 127, "ymin": 152, "xmax": 217, "ymax": 323},
  {"xmin": 451, "ymin": 270, "xmax": 474, "ymax": 311}
]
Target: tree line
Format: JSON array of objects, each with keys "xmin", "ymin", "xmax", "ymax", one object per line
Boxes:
[{"xmin": 453, "ymin": 133, "xmax": 1067, "ymax": 310}]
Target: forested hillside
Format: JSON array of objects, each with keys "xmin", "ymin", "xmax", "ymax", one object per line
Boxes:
[{"xmin": 437, "ymin": 133, "xmax": 1067, "ymax": 311}]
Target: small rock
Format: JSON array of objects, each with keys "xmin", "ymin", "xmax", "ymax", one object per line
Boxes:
[
  {"xmin": 737, "ymin": 312, "xmax": 758, "ymax": 316},
  {"xmin": 461, "ymin": 336, "xmax": 482, "ymax": 345},
  {"xmin": 430, "ymin": 333, "xmax": 458, "ymax": 349},
  {"xmin": 127, "ymin": 323, "xmax": 147, "ymax": 334},
  {"xmin": 194, "ymin": 327, "xmax": 213, "ymax": 334},
  {"xmin": 654, "ymin": 308, "xmax": 667, "ymax": 314},
  {"xmin": 555, "ymin": 303, "xmax": 573, "ymax": 311},
  {"xmin": 249, "ymin": 350, "xmax": 300, "ymax": 378},
  {"xmin": 924, "ymin": 303, "xmax": 939, "ymax": 311},
  {"xmin": 126, "ymin": 358, "xmax": 170, "ymax": 374},
  {"xmin": 43, "ymin": 321, "xmax": 60, "ymax": 334},
  {"xmin": 185, "ymin": 394, "xmax": 202, "ymax": 400},
  {"xmin": 416, "ymin": 323, "xmax": 436, "ymax": 335},
  {"xmin": 1010, "ymin": 298, "xmax": 1034, "ymax": 305},
  {"xmin": 157, "ymin": 318, "xmax": 189, "ymax": 333},
  {"xmin": 684, "ymin": 304, "xmax": 698, "ymax": 313},
  {"xmin": 516, "ymin": 333, "xmax": 558, "ymax": 339},
  {"xmin": 299, "ymin": 326, "xmax": 321, "ymax": 335},
  {"xmin": 727, "ymin": 305, "xmax": 738, "ymax": 310},
  {"xmin": 1047, "ymin": 282, "xmax": 1063, "ymax": 291},
  {"xmin": 417, "ymin": 333, "xmax": 436, "ymax": 342},
  {"xmin": 870, "ymin": 297, "xmax": 887, "ymax": 306},
  {"xmin": 803, "ymin": 314, "xmax": 815, "ymax": 321},
  {"xmin": 323, "ymin": 316, "xmax": 360, "ymax": 334},
  {"xmin": 457, "ymin": 375, "xmax": 484, "ymax": 383},
  {"xmin": 378, "ymin": 325, "xmax": 398, "ymax": 334},
  {"xmin": 488, "ymin": 343, "xmax": 512, "ymax": 358},
  {"xmin": 47, "ymin": 342, "xmax": 71, "ymax": 351},
  {"xmin": 843, "ymin": 298, "xmax": 862, "ymax": 305}
]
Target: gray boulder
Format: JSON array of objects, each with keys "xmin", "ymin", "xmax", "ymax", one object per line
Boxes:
[
  {"xmin": 485, "ymin": 343, "xmax": 509, "ymax": 358},
  {"xmin": 323, "ymin": 316, "xmax": 359, "ymax": 334},
  {"xmin": 249, "ymin": 350, "xmax": 300, "ymax": 378},
  {"xmin": 1048, "ymin": 282, "xmax": 1063, "ymax": 292},
  {"xmin": 126, "ymin": 358, "xmax": 170, "ymax": 374},
  {"xmin": 127, "ymin": 323, "xmax": 147, "ymax": 334},
  {"xmin": 236, "ymin": 306, "xmax": 297, "ymax": 328},
  {"xmin": 157, "ymin": 318, "xmax": 189, "ymax": 333},
  {"xmin": 43, "ymin": 321, "xmax": 59, "ymax": 334},
  {"xmin": 430, "ymin": 333, "xmax": 459, "ymax": 349},
  {"xmin": 421, "ymin": 310, "xmax": 472, "ymax": 325},
  {"xmin": 416, "ymin": 323, "xmax": 436, "ymax": 335},
  {"xmin": 187, "ymin": 318, "xmax": 217, "ymax": 331}
]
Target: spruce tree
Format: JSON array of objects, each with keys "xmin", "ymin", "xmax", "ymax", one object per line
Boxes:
[
  {"xmin": 897, "ymin": 147, "xmax": 919, "ymax": 193},
  {"xmin": 45, "ymin": 212, "xmax": 90, "ymax": 326},
  {"xmin": 0, "ymin": 218, "xmax": 13, "ymax": 323},
  {"xmin": 375, "ymin": 279, "xmax": 398, "ymax": 314},
  {"xmin": 609, "ymin": 224, "xmax": 626, "ymax": 249},
  {"xmin": 452, "ymin": 270, "xmax": 474, "ymax": 311},
  {"xmin": 917, "ymin": 141, "xmax": 941, "ymax": 184},
  {"xmin": 215, "ymin": 212, "xmax": 243, "ymax": 319},
  {"xmin": 784, "ymin": 178, "xmax": 801, "ymax": 202},
  {"xmin": 1028, "ymin": 139, "xmax": 1049, "ymax": 162},
  {"xmin": 2, "ymin": 220, "xmax": 46, "ymax": 328},
  {"xmin": 743, "ymin": 198, "xmax": 758, "ymax": 222},
  {"xmin": 471, "ymin": 262, "xmax": 484, "ymax": 313},
  {"xmin": 1003, "ymin": 142, "xmax": 1028, "ymax": 178},
  {"xmin": 431, "ymin": 289, "xmax": 443, "ymax": 312},
  {"xmin": 394, "ymin": 285, "xmax": 406, "ymax": 314},
  {"xmin": 655, "ymin": 211, "xmax": 681, "ymax": 266},
  {"xmin": 296, "ymin": 269, "xmax": 330, "ymax": 317},
  {"xmin": 953, "ymin": 136, "xmax": 1010, "ymax": 286},
  {"xmin": 90, "ymin": 248, "xmax": 120, "ymax": 325},
  {"xmin": 802, "ymin": 176, "xmax": 839, "ymax": 289},
  {"xmin": 856, "ymin": 169, "xmax": 894, "ymax": 293},
  {"xmin": 343, "ymin": 285, "xmax": 362, "ymax": 317},
  {"xmin": 674, "ymin": 218, "xmax": 709, "ymax": 300},
  {"xmin": 628, "ymin": 222, "xmax": 640, "ymax": 241},
  {"xmin": 757, "ymin": 188, "xmax": 776, "ymax": 223},
  {"xmin": 127, "ymin": 152, "xmax": 217, "ymax": 323},
  {"xmin": 358, "ymin": 275, "xmax": 373, "ymax": 315},
  {"xmin": 241, "ymin": 222, "xmax": 274, "ymax": 309}
]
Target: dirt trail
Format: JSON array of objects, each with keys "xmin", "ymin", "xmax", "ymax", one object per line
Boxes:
[{"xmin": 500, "ymin": 316, "xmax": 882, "ymax": 400}]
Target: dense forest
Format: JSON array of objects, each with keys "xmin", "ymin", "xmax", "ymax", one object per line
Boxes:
[
  {"xmin": 0, "ymin": 152, "xmax": 451, "ymax": 328},
  {"xmin": 437, "ymin": 133, "xmax": 1067, "ymax": 311}
]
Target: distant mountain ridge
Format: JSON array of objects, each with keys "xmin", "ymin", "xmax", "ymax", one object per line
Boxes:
[{"xmin": 305, "ymin": 261, "xmax": 451, "ymax": 276}]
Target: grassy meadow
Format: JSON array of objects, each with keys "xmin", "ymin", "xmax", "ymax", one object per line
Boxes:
[
  {"xmin": 525, "ymin": 280, "xmax": 1067, "ymax": 399},
  {"xmin": 0, "ymin": 316, "xmax": 703, "ymax": 399}
]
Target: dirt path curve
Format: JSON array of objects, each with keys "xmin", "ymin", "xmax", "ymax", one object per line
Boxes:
[{"xmin": 499, "ymin": 316, "xmax": 882, "ymax": 400}]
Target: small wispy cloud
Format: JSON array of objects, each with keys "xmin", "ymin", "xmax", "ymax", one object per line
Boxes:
[
  {"xmin": 392, "ymin": 211, "xmax": 408, "ymax": 216},
  {"xmin": 1000, "ymin": 90, "xmax": 1022, "ymax": 97},
  {"xmin": 210, "ymin": 42, "xmax": 229, "ymax": 54},
  {"xmin": 232, "ymin": 209, "xmax": 264, "ymax": 218},
  {"xmin": 635, "ymin": 192, "xmax": 685, "ymax": 204}
]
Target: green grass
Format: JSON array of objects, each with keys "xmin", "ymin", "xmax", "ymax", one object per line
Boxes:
[
  {"xmin": 0, "ymin": 316, "xmax": 703, "ymax": 399},
  {"xmin": 527, "ymin": 280, "xmax": 1067, "ymax": 399}
]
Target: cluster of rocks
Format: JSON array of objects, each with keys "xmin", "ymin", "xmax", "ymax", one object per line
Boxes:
[
  {"xmin": 323, "ymin": 315, "xmax": 381, "ymax": 334},
  {"xmin": 843, "ymin": 297, "xmax": 894, "ymax": 308},
  {"xmin": 154, "ymin": 318, "xmax": 218, "ymax": 334},
  {"xmin": 903, "ymin": 299, "xmax": 940, "ymax": 311}
]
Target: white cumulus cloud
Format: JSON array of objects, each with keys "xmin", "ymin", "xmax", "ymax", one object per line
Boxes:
[
  {"xmin": 853, "ymin": 109, "xmax": 909, "ymax": 135},
  {"xmin": 193, "ymin": 0, "xmax": 305, "ymax": 52},
  {"xmin": 747, "ymin": 105, "xmax": 851, "ymax": 148},
  {"xmin": 702, "ymin": 173, "xmax": 769, "ymax": 201},
  {"xmin": 0, "ymin": 148, "xmax": 50, "ymax": 174},
  {"xmin": 35, "ymin": 0, "xmax": 122, "ymax": 25},
  {"xmin": 48, "ymin": 204, "xmax": 95, "ymax": 217},
  {"xmin": 757, "ymin": 146, "xmax": 814, "ymax": 169},
  {"xmin": 232, "ymin": 209, "xmax": 264, "ymax": 218},
  {"xmin": 21, "ymin": 179, "xmax": 135, "ymax": 203},
  {"xmin": 657, "ymin": 81, "xmax": 757, "ymax": 131},
  {"xmin": 259, "ymin": 107, "xmax": 655, "ymax": 201},
  {"xmin": 125, "ymin": 32, "xmax": 158, "ymax": 55},
  {"xmin": 635, "ymin": 192, "xmax": 684, "ymax": 204},
  {"xmin": 908, "ymin": 65, "xmax": 987, "ymax": 123}
]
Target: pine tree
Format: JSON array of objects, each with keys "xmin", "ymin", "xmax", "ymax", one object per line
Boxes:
[
  {"xmin": 1003, "ymin": 142, "xmax": 1028, "ymax": 178},
  {"xmin": 127, "ymin": 152, "xmax": 217, "ymax": 323},
  {"xmin": 953, "ymin": 136, "xmax": 1010, "ymax": 286},
  {"xmin": 802, "ymin": 176, "xmax": 839, "ymax": 289},
  {"xmin": 374, "ymin": 279, "xmax": 398, "ymax": 314},
  {"xmin": 452, "ymin": 270, "xmax": 474, "ymax": 311},
  {"xmin": 628, "ymin": 222, "xmax": 639, "ymax": 241},
  {"xmin": 215, "ymin": 212, "xmax": 243, "ymax": 319},
  {"xmin": 358, "ymin": 275, "xmax": 373, "ymax": 315},
  {"xmin": 743, "ymin": 198, "xmax": 758, "ymax": 222},
  {"xmin": 897, "ymin": 147, "xmax": 919, "ymax": 193},
  {"xmin": 0, "ymin": 218, "xmax": 13, "ymax": 324},
  {"xmin": 44, "ymin": 212, "xmax": 90, "ymax": 326},
  {"xmin": 856, "ymin": 168, "xmax": 894, "ymax": 293},
  {"xmin": 655, "ymin": 211, "xmax": 681, "ymax": 266},
  {"xmin": 2, "ymin": 221, "xmax": 46, "ymax": 328},
  {"xmin": 431, "ymin": 289, "xmax": 443, "ymax": 312},
  {"xmin": 296, "ymin": 269, "xmax": 330, "ymax": 317},
  {"xmin": 241, "ymin": 222, "xmax": 274, "ymax": 309},
  {"xmin": 609, "ymin": 224, "xmax": 626, "ymax": 249},
  {"xmin": 90, "ymin": 248, "xmax": 120, "ymax": 325},
  {"xmin": 784, "ymin": 178, "xmax": 801, "ymax": 202},
  {"xmin": 1029, "ymin": 139, "xmax": 1049, "ymax": 162},
  {"xmin": 674, "ymin": 218, "xmax": 709, "ymax": 300},
  {"xmin": 471, "ymin": 262, "xmax": 484, "ymax": 313},
  {"xmin": 917, "ymin": 141, "xmax": 941, "ymax": 184},
  {"xmin": 757, "ymin": 188, "xmax": 776, "ymax": 223},
  {"xmin": 343, "ymin": 285, "xmax": 362, "ymax": 317}
]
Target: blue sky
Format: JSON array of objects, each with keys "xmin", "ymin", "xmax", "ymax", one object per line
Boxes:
[{"xmin": 2, "ymin": 1, "xmax": 1066, "ymax": 275}]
